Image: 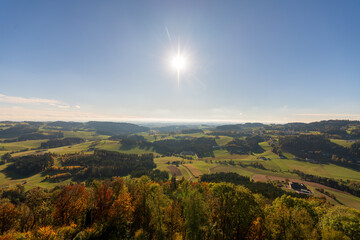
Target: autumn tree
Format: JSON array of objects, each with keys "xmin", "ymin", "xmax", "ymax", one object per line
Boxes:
[
  {"xmin": 210, "ymin": 183, "xmax": 262, "ymax": 239},
  {"xmin": 320, "ymin": 205, "xmax": 360, "ymax": 240},
  {"xmin": 180, "ymin": 182, "xmax": 210, "ymax": 240},
  {"xmin": 54, "ymin": 184, "xmax": 89, "ymax": 226},
  {"xmin": 164, "ymin": 200, "xmax": 184, "ymax": 240},
  {"xmin": 91, "ymin": 182, "xmax": 113, "ymax": 223},
  {"xmin": 265, "ymin": 195, "xmax": 320, "ymax": 240},
  {"xmin": 108, "ymin": 189, "xmax": 134, "ymax": 238},
  {"xmin": 146, "ymin": 183, "xmax": 170, "ymax": 239},
  {"xmin": 0, "ymin": 199, "xmax": 20, "ymax": 234},
  {"xmin": 25, "ymin": 187, "xmax": 52, "ymax": 228}
]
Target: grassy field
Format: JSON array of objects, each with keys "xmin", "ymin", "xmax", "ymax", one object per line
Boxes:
[
  {"xmin": 154, "ymin": 156, "xmax": 192, "ymax": 179},
  {"xmin": 0, "ymin": 140, "xmax": 47, "ymax": 152},
  {"xmin": 330, "ymin": 139, "xmax": 356, "ymax": 148},
  {"xmin": 42, "ymin": 141, "xmax": 94, "ymax": 154},
  {"xmin": 62, "ymin": 130, "xmax": 109, "ymax": 140},
  {"xmin": 178, "ymin": 165, "xmax": 192, "ymax": 180},
  {"xmin": 1, "ymin": 128, "xmax": 360, "ymax": 210},
  {"xmin": 134, "ymin": 132, "xmax": 157, "ymax": 142},
  {"xmin": 183, "ymin": 164, "xmax": 202, "ymax": 178},
  {"xmin": 210, "ymin": 165, "xmax": 254, "ymax": 177},
  {"xmin": 214, "ymin": 136, "xmax": 233, "ymax": 146},
  {"xmin": 325, "ymin": 188, "xmax": 360, "ymax": 210},
  {"xmin": 212, "ymin": 149, "xmax": 230, "ymax": 157},
  {"xmin": 0, "ymin": 162, "xmax": 71, "ymax": 191}
]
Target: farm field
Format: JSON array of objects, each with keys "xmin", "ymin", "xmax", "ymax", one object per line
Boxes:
[
  {"xmin": 330, "ymin": 139, "xmax": 356, "ymax": 148},
  {"xmin": 214, "ymin": 136, "xmax": 233, "ymax": 146},
  {"xmin": 183, "ymin": 164, "xmax": 202, "ymax": 178},
  {"xmin": 62, "ymin": 130, "xmax": 109, "ymax": 140},
  {"xmin": 0, "ymin": 139, "xmax": 47, "ymax": 152},
  {"xmin": 325, "ymin": 188, "xmax": 360, "ymax": 210},
  {"xmin": 1, "ymin": 120, "xmax": 359, "ymax": 212},
  {"xmin": 167, "ymin": 166, "xmax": 182, "ymax": 177},
  {"xmin": 0, "ymin": 162, "xmax": 72, "ymax": 191}
]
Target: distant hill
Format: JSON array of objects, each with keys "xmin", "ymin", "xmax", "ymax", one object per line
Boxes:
[
  {"xmin": 216, "ymin": 123, "xmax": 265, "ymax": 131},
  {"xmin": 0, "ymin": 125, "xmax": 38, "ymax": 138},
  {"xmin": 266, "ymin": 120, "xmax": 360, "ymax": 132},
  {"xmin": 85, "ymin": 121, "xmax": 149, "ymax": 135},
  {"xmin": 153, "ymin": 125, "xmax": 202, "ymax": 133},
  {"xmin": 45, "ymin": 121, "xmax": 84, "ymax": 130}
]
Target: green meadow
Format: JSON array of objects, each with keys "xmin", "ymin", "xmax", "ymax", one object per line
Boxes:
[{"xmin": 1, "ymin": 125, "xmax": 359, "ymax": 210}]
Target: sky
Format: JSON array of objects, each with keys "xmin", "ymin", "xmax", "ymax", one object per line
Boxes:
[{"xmin": 0, "ymin": 0, "xmax": 359, "ymax": 123}]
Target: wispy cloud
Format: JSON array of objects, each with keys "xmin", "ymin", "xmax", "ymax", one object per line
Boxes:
[
  {"xmin": 0, "ymin": 93, "xmax": 79, "ymax": 110},
  {"xmin": 293, "ymin": 113, "xmax": 360, "ymax": 117},
  {"xmin": 57, "ymin": 105, "xmax": 71, "ymax": 109},
  {"xmin": 0, "ymin": 93, "xmax": 62, "ymax": 106},
  {"xmin": 0, "ymin": 107, "xmax": 110, "ymax": 121}
]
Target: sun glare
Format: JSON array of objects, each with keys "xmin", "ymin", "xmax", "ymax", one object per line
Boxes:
[{"xmin": 172, "ymin": 55, "xmax": 186, "ymax": 70}]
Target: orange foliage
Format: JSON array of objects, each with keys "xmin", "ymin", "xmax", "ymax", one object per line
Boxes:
[
  {"xmin": 109, "ymin": 191, "xmax": 134, "ymax": 226},
  {"xmin": 164, "ymin": 200, "xmax": 184, "ymax": 239},
  {"xmin": 0, "ymin": 200, "xmax": 20, "ymax": 234},
  {"xmin": 54, "ymin": 184, "xmax": 89, "ymax": 226},
  {"xmin": 93, "ymin": 183, "xmax": 113, "ymax": 222},
  {"xmin": 33, "ymin": 226, "xmax": 56, "ymax": 240},
  {"xmin": 247, "ymin": 217, "xmax": 266, "ymax": 240}
]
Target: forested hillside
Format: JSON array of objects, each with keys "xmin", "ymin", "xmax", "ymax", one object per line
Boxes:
[
  {"xmin": 0, "ymin": 119, "xmax": 360, "ymax": 236},
  {"xmin": 0, "ymin": 176, "xmax": 359, "ymax": 239}
]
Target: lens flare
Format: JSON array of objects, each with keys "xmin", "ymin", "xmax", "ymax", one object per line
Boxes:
[{"xmin": 172, "ymin": 55, "xmax": 186, "ymax": 70}]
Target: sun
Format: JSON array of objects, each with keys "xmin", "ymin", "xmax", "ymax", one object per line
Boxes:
[{"xmin": 172, "ymin": 55, "xmax": 186, "ymax": 70}]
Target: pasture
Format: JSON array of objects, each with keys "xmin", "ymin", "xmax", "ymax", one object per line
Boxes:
[
  {"xmin": 183, "ymin": 164, "xmax": 202, "ymax": 178},
  {"xmin": 330, "ymin": 139, "xmax": 356, "ymax": 148}
]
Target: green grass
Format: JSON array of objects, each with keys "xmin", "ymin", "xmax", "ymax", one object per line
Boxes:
[
  {"xmin": 62, "ymin": 130, "xmax": 109, "ymax": 140},
  {"xmin": 94, "ymin": 140, "xmax": 157, "ymax": 154},
  {"xmin": 215, "ymin": 136, "xmax": 233, "ymax": 146},
  {"xmin": 310, "ymin": 187, "xmax": 340, "ymax": 206},
  {"xmin": 210, "ymin": 165, "xmax": 254, "ymax": 177},
  {"xmin": 325, "ymin": 189, "xmax": 360, "ymax": 210},
  {"xmin": 45, "ymin": 141, "xmax": 94, "ymax": 154},
  {"xmin": 0, "ymin": 162, "xmax": 72, "ymax": 190},
  {"xmin": 190, "ymin": 160, "xmax": 212, "ymax": 174},
  {"xmin": 0, "ymin": 140, "xmax": 47, "ymax": 152},
  {"xmin": 1, "ymin": 129, "xmax": 359, "ymax": 210},
  {"xmin": 178, "ymin": 165, "xmax": 191, "ymax": 180},
  {"xmin": 213, "ymin": 149, "xmax": 230, "ymax": 157},
  {"xmin": 242, "ymin": 142, "xmax": 360, "ymax": 182},
  {"xmin": 133, "ymin": 132, "xmax": 157, "ymax": 142},
  {"xmin": 330, "ymin": 139, "xmax": 355, "ymax": 148},
  {"xmin": 177, "ymin": 132, "xmax": 207, "ymax": 138},
  {"xmin": 96, "ymin": 140, "xmax": 121, "ymax": 151},
  {"xmin": 284, "ymin": 160, "xmax": 360, "ymax": 181}
]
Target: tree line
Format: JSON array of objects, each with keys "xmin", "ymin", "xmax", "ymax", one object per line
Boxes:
[
  {"xmin": 60, "ymin": 150, "xmax": 156, "ymax": 180},
  {"xmin": 40, "ymin": 138, "xmax": 85, "ymax": 149},
  {"xmin": 0, "ymin": 176, "xmax": 359, "ymax": 239},
  {"xmin": 225, "ymin": 135, "xmax": 266, "ymax": 155}
]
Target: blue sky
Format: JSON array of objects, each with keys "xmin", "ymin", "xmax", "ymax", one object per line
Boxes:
[{"xmin": 0, "ymin": 0, "xmax": 359, "ymax": 123}]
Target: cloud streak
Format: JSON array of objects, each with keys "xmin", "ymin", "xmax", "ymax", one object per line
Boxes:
[
  {"xmin": 0, "ymin": 93, "xmax": 80, "ymax": 110},
  {"xmin": 0, "ymin": 93, "xmax": 62, "ymax": 106},
  {"xmin": 293, "ymin": 113, "xmax": 360, "ymax": 117}
]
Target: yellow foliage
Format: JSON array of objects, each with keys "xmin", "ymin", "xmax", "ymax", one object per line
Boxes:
[{"xmin": 34, "ymin": 226, "xmax": 56, "ymax": 240}]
